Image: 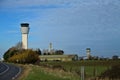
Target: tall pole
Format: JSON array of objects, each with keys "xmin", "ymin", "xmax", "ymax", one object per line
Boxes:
[{"xmin": 81, "ymin": 66, "xmax": 84, "ymax": 80}]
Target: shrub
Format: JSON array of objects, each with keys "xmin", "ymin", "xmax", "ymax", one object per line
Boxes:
[
  {"xmin": 8, "ymin": 49, "xmax": 39, "ymax": 64},
  {"xmin": 3, "ymin": 47, "xmax": 20, "ymax": 61}
]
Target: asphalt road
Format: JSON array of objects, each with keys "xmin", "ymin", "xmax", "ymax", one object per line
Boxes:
[
  {"xmin": 0, "ymin": 62, "xmax": 8, "ymax": 74},
  {"xmin": 0, "ymin": 62, "xmax": 21, "ymax": 80}
]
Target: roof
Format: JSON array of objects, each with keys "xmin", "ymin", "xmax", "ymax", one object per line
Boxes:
[
  {"xmin": 39, "ymin": 54, "xmax": 78, "ymax": 58},
  {"xmin": 21, "ymin": 23, "xmax": 29, "ymax": 27}
]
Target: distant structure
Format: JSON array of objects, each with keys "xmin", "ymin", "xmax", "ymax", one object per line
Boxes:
[
  {"xmin": 40, "ymin": 43, "xmax": 78, "ymax": 61},
  {"xmin": 20, "ymin": 23, "xmax": 30, "ymax": 49},
  {"xmin": 49, "ymin": 43, "xmax": 53, "ymax": 52},
  {"xmin": 48, "ymin": 43, "xmax": 55, "ymax": 54},
  {"xmin": 39, "ymin": 54, "xmax": 78, "ymax": 61},
  {"xmin": 86, "ymin": 48, "xmax": 91, "ymax": 59}
]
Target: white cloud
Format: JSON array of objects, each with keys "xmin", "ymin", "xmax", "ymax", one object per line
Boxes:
[
  {"xmin": 1, "ymin": 0, "xmax": 120, "ymax": 55},
  {"xmin": 0, "ymin": 0, "xmax": 71, "ymax": 9},
  {"xmin": 1, "ymin": 0, "xmax": 120, "ymax": 10}
]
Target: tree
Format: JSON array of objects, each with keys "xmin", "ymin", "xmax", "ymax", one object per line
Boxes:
[
  {"xmin": 55, "ymin": 50, "xmax": 64, "ymax": 55},
  {"xmin": 3, "ymin": 42, "xmax": 23, "ymax": 61},
  {"xmin": 112, "ymin": 55, "xmax": 119, "ymax": 60},
  {"xmin": 3, "ymin": 42, "xmax": 40, "ymax": 63},
  {"xmin": 3, "ymin": 47, "xmax": 20, "ymax": 61},
  {"xmin": 42, "ymin": 49, "xmax": 49, "ymax": 55},
  {"xmin": 36, "ymin": 48, "xmax": 42, "ymax": 55},
  {"xmin": 100, "ymin": 64, "xmax": 120, "ymax": 79},
  {"xmin": 8, "ymin": 49, "xmax": 39, "ymax": 63}
]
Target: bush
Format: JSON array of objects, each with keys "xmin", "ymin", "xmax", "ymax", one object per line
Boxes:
[
  {"xmin": 3, "ymin": 47, "xmax": 20, "ymax": 61},
  {"xmin": 8, "ymin": 49, "xmax": 39, "ymax": 64},
  {"xmin": 99, "ymin": 64, "xmax": 120, "ymax": 79}
]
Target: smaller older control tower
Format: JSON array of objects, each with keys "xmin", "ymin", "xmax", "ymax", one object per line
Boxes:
[
  {"xmin": 21, "ymin": 23, "xmax": 30, "ymax": 49},
  {"xmin": 86, "ymin": 48, "xmax": 91, "ymax": 59}
]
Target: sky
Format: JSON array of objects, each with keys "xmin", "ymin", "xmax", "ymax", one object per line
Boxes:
[{"xmin": 0, "ymin": 0, "xmax": 120, "ymax": 58}]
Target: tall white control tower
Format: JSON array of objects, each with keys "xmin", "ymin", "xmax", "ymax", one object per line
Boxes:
[{"xmin": 21, "ymin": 23, "xmax": 30, "ymax": 49}]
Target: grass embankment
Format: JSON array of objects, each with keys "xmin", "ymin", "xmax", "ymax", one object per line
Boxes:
[
  {"xmin": 18, "ymin": 60, "xmax": 120, "ymax": 80},
  {"xmin": 39, "ymin": 60, "xmax": 111, "ymax": 78},
  {"xmin": 18, "ymin": 64, "xmax": 79, "ymax": 80}
]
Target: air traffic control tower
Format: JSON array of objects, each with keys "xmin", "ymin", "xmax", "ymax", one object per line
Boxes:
[
  {"xmin": 86, "ymin": 48, "xmax": 91, "ymax": 59},
  {"xmin": 21, "ymin": 23, "xmax": 30, "ymax": 49}
]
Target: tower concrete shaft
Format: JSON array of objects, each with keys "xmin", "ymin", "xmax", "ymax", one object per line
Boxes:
[
  {"xmin": 22, "ymin": 34, "xmax": 28, "ymax": 49},
  {"xmin": 86, "ymin": 48, "xmax": 91, "ymax": 59},
  {"xmin": 49, "ymin": 43, "xmax": 52, "ymax": 52},
  {"xmin": 21, "ymin": 23, "xmax": 29, "ymax": 49}
]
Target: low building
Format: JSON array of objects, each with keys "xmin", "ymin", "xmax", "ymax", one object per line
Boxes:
[{"xmin": 39, "ymin": 54, "xmax": 78, "ymax": 61}]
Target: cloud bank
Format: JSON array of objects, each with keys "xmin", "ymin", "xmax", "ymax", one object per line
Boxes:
[{"xmin": 1, "ymin": 0, "xmax": 120, "ymax": 57}]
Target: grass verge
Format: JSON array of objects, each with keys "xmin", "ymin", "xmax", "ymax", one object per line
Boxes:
[{"xmin": 17, "ymin": 64, "xmax": 80, "ymax": 80}]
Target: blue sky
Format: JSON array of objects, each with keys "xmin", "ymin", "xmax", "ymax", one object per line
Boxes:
[{"xmin": 0, "ymin": 0, "xmax": 120, "ymax": 58}]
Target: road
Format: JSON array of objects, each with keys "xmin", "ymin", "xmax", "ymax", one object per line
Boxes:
[
  {"xmin": 0, "ymin": 62, "xmax": 9, "ymax": 75},
  {"xmin": 0, "ymin": 62, "xmax": 21, "ymax": 80}
]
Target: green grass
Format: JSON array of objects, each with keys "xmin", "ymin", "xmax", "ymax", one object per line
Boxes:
[
  {"xmin": 21, "ymin": 60, "xmax": 120, "ymax": 80},
  {"xmin": 39, "ymin": 60, "xmax": 120, "ymax": 78},
  {"xmin": 84, "ymin": 66, "xmax": 108, "ymax": 77},
  {"xmin": 23, "ymin": 66, "xmax": 70, "ymax": 80}
]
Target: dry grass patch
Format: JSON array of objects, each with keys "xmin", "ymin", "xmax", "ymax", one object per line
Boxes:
[
  {"xmin": 37, "ymin": 66, "xmax": 80, "ymax": 80},
  {"xmin": 17, "ymin": 64, "xmax": 32, "ymax": 80}
]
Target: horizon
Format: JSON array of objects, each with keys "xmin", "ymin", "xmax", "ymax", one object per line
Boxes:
[{"xmin": 1, "ymin": 0, "xmax": 120, "ymax": 58}]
